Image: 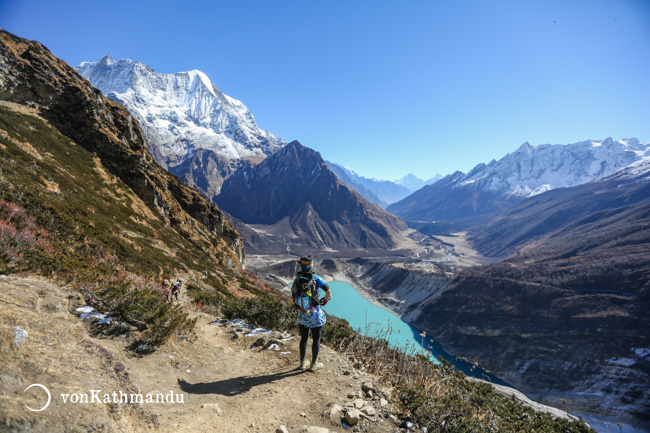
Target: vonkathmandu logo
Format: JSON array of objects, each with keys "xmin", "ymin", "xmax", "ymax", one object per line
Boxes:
[
  {"xmin": 24, "ymin": 384, "xmax": 184, "ymax": 411},
  {"xmin": 24, "ymin": 384, "xmax": 51, "ymax": 412}
]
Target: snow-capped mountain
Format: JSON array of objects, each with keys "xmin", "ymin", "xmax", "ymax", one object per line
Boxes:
[
  {"xmin": 468, "ymin": 138, "xmax": 649, "ymax": 197},
  {"xmin": 76, "ymin": 55, "xmax": 286, "ymax": 197},
  {"xmin": 388, "ymin": 138, "xmax": 650, "ymax": 221},
  {"xmin": 395, "ymin": 173, "xmax": 443, "ymax": 191}
]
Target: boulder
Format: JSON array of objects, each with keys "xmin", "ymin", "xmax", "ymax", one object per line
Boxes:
[{"xmin": 344, "ymin": 409, "xmax": 362, "ymax": 426}]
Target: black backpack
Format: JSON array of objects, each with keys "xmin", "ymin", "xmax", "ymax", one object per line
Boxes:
[{"xmin": 292, "ymin": 271, "xmax": 320, "ymax": 311}]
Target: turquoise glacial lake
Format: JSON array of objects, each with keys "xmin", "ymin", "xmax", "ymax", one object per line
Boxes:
[{"xmin": 325, "ymin": 280, "xmax": 507, "ymax": 384}]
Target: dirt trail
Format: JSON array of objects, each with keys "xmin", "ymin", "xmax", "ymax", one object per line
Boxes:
[{"xmin": 0, "ymin": 275, "xmax": 397, "ymax": 433}]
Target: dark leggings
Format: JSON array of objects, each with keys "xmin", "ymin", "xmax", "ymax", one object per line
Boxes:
[{"xmin": 299, "ymin": 325, "xmax": 322, "ymax": 363}]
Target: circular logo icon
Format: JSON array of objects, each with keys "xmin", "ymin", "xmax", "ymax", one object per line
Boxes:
[{"xmin": 24, "ymin": 384, "xmax": 51, "ymax": 412}]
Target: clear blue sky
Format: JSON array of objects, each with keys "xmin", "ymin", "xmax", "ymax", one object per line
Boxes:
[{"xmin": 2, "ymin": 0, "xmax": 649, "ymax": 180}]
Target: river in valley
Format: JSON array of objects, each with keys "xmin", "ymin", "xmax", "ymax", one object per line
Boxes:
[{"xmin": 324, "ymin": 280, "xmax": 507, "ymax": 385}]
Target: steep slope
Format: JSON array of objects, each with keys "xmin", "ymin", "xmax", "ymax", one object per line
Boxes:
[
  {"xmin": 76, "ymin": 55, "xmax": 286, "ymax": 199},
  {"xmin": 0, "ymin": 30, "xmax": 243, "ymax": 275},
  {"xmin": 388, "ymin": 138, "xmax": 650, "ymax": 221},
  {"xmin": 412, "ymin": 161, "xmax": 650, "ymax": 428},
  {"xmin": 216, "ymin": 141, "xmax": 408, "ymax": 251}
]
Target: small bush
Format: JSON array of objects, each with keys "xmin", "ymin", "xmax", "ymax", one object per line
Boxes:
[
  {"xmin": 91, "ymin": 282, "xmax": 196, "ymax": 351},
  {"xmin": 220, "ymin": 295, "xmax": 295, "ymax": 331}
]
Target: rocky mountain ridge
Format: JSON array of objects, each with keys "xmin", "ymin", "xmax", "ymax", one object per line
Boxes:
[
  {"xmin": 388, "ymin": 138, "xmax": 650, "ymax": 221},
  {"xmin": 216, "ymin": 141, "xmax": 408, "ymax": 252}
]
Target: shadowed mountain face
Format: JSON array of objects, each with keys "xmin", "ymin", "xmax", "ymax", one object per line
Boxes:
[
  {"xmin": 412, "ymin": 161, "xmax": 650, "ymax": 427},
  {"xmin": 216, "ymin": 141, "xmax": 407, "ymax": 251},
  {"xmin": 0, "ymin": 30, "xmax": 244, "ymax": 270}
]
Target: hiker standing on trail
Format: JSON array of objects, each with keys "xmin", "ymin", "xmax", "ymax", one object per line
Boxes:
[
  {"xmin": 292, "ymin": 255, "xmax": 332, "ymax": 371},
  {"xmin": 171, "ymin": 280, "xmax": 181, "ymax": 303}
]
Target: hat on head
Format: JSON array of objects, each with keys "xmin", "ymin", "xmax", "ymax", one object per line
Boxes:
[{"xmin": 298, "ymin": 255, "xmax": 314, "ymax": 271}]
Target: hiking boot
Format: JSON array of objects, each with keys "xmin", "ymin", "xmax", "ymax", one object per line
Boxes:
[
  {"xmin": 309, "ymin": 361, "xmax": 324, "ymax": 371},
  {"xmin": 300, "ymin": 360, "xmax": 311, "ymax": 370}
]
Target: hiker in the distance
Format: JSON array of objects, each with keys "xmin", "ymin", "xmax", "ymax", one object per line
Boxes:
[
  {"xmin": 171, "ymin": 280, "xmax": 181, "ymax": 303},
  {"xmin": 292, "ymin": 255, "xmax": 332, "ymax": 371},
  {"xmin": 161, "ymin": 278, "xmax": 170, "ymax": 302}
]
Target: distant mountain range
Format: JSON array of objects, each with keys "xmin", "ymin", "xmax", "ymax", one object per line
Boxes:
[
  {"xmin": 216, "ymin": 141, "xmax": 408, "ymax": 252},
  {"xmin": 388, "ymin": 138, "xmax": 650, "ymax": 221},
  {"xmin": 326, "ymin": 162, "xmax": 442, "ymax": 208},
  {"xmin": 76, "ymin": 55, "xmax": 286, "ymax": 200}
]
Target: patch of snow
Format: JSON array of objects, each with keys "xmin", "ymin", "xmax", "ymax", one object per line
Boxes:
[
  {"xmin": 606, "ymin": 357, "xmax": 635, "ymax": 367},
  {"xmin": 263, "ymin": 344, "xmax": 281, "ymax": 351},
  {"xmin": 245, "ymin": 327, "xmax": 272, "ymax": 336}
]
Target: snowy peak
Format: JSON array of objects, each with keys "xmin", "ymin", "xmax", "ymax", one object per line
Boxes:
[
  {"xmin": 76, "ymin": 56, "xmax": 286, "ymax": 166},
  {"xmin": 461, "ymin": 138, "xmax": 650, "ymax": 198},
  {"xmin": 395, "ymin": 173, "xmax": 424, "ymax": 190}
]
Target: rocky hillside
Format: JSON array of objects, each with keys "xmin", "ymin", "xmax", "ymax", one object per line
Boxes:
[
  {"xmin": 411, "ymin": 161, "xmax": 650, "ymax": 429},
  {"xmin": 388, "ymin": 138, "xmax": 649, "ymax": 221},
  {"xmin": 216, "ymin": 141, "xmax": 408, "ymax": 252},
  {"xmin": 76, "ymin": 55, "xmax": 286, "ymax": 200},
  {"xmin": 0, "ymin": 29, "xmax": 243, "ymax": 276}
]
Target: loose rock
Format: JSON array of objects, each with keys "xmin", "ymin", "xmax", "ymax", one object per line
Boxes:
[
  {"xmin": 345, "ymin": 408, "xmax": 362, "ymax": 426},
  {"xmin": 323, "ymin": 403, "xmax": 343, "ymax": 421},
  {"xmin": 299, "ymin": 427, "xmax": 331, "ymax": 433},
  {"xmin": 200, "ymin": 403, "xmax": 222, "ymax": 415},
  {"xmin": 361, "ymin": 382, "xmax": 374, "ymax": 393},
  {"xmin": 361, "ymin": 406, "xmax": 376, "ymax": 417},
  {"xmin": 276, "ymin": 426, "xmax": 289, "ymax": 433},
  {"xmin": 12, "ymin": 327, "xmax": 27, "ymax": 347}
]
